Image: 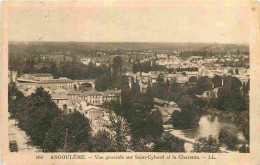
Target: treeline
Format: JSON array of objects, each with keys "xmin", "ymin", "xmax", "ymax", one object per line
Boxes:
[
  {"xmin": 132, "ymin": 61, "xmax": 167, "ymax": 73},
  {"xmin": 192, "ymin": 128, "xmax": 249, "ymax": 153},
  {"xmin": 11, "ymin": 56, "xmax": 111, "ymax": 80},
  {"xmin": 189, "ymin": 75, "xmax": 250, "ymax": 143},
  {"xmin": 179, "ymin": 50, "xmax": 216, "ymax": 58},
  {"xmin": 179, "ymin": 49, "xmax": 249, "ymax": 59},
  {"xmin": 223, "ymin": 59, "xmax": 249, "ymax": 68},
  {"xmin": 215, "ymin": 76, "xmax": 249, "ymax": 141}
]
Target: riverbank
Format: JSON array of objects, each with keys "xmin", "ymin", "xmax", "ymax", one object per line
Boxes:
[
  {"xmin": 205, "ymin": 108, "xmax": 237, "ymax": 122},
  {"xmin": 164, "ymin": 110, "xmax": 247, "ymax": 153}
]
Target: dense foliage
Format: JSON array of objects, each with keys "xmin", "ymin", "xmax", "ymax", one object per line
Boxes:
[
  {"xmin": 43, "ymin": 112, "xmax": 92, "ymax": 152},
  {"xmin": 192, "ymin": 135, "xmax": 221, "ymax": 153},
  {"xmin": 218, "ymin": 129, "xmax": 239, "ymax": 150},
  {"xmin": 9, "ymin": 85, "xmax": 93, "ymax": 151},
  {"xmin": 90, "ymin": 130, "xmax": 115, "ymax": 152},
  {"xmin": 153, "ymin": 133, "xmax": 185, "ymax": 152},
  {"xmin": 16, "ymin": 87, "xmax": 62, "ymax": 146}
]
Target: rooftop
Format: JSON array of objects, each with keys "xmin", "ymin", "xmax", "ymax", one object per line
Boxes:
[
  {"xmin": 33, "ymin": 73, "xmax": 53, "ymax": 77},
  {"xmin": 154, "ymin": 98, "xmax": 168, "ymax": 105},
  {"xmin": 38, "ymin": 78, "xmax": 73, "ymax": 84}
]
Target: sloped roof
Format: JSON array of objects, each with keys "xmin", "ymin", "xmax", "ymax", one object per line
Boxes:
[
  {"xmin": 154, "ymin": 105, "xmax": 170, "ymax": 117},
  {"xmin": 154, "ymin": 98, "xmax": 167, "ymax": 105}
]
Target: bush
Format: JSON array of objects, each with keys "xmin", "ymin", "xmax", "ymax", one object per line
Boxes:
[
  {"xmin": 225, "ymin": 134, "xmax": 238, "ymax": 150},
  {"xmin": 193, "ymin": 135, "xmax": 221, "ymax": 153},
  {"xmin": 218, "ymin": 129, "xmax": 229, "ymax": 143},
  {"xmin": 239, "ymin": 144, "xmax": 249, "ymax": 153},
  {"xmin": 218, "ymin": 129, "xmax": 239, "ymax": 150},
  {"xmin": 153, "ymin": 133, "xmax": 185, "ymax": 152}
]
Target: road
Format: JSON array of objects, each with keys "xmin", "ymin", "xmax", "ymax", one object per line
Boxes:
[{"xmin": 8, "ymin": 118, "xmax": 41, "ymax": 152}]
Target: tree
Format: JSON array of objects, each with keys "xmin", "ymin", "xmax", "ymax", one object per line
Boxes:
[
  {"xmin": 43, "ymin": 112, "xmax": 92, "ymax": 152},
  {"xmin": 153, "ymin": 133, "xmax": 185, "ymax": 152},
  {"xmin": 17, "ymin": 87, "xmax": 61, "ymax": 147},
  {"xmin": 112, "ymin": 56, "xmax": 123, "ymax": 79},
  {"xmin": 107, "ymin": 110, "xmax": 132, "ymax": 152},
  {"xmin": 142, "ymin": 85, "xmax": 154, "ymax": 111},
  {"xmin": 50, "ymin": 62, "xmax": 59, "ymax": 78},
  {"xmin": 171, "ymin": 110, "xmax": 182, "ymax": 128},
  {"xmin": 132, "ymin": 61, "xmax": 139, "ymax": 73},
  {"xmin": 218, "ymin": 129, "xmax": 229, "ymax": 143},
  {"xmin": 144, "ymin": 110, "xmax": 163, "ymax": 139},
  {"xmin": 42, "ymin": 116, "xmax": 67, "ymax": 152},
  {"xmin": 239, "ymin": 144, "xmax": 249, "ymax": 153},
  {"xmin": 196, "ymin": 76, "xmax": 213, "ymax": 94},
  {"xmin": 212, "ymin": 75, "xmax": 223, "ymax": 88},
  {"xmin": 8, "ymin": 83, "xmax": 25, "ymax": 117},
  {"xmin": 95, "ymin": 74, "xmax": 111, "ymax": 91},
  {"xmin": 90, "ymin": 130, "xmax": 115, "ymax": 152},
  {"xmin": 132, "ymin": 138, "xmax": 153, "ymax": 152},
  {"xmin": 235, "ymin": 68, "xmax": 239, "ymax": 74},
  {"xmin": 189, "ymin": 76, "xmax": 198, "ymax": 83},
  {"xmin": 171, "ymin": 108, "xmax": 199, "ymax": 129},
  {"xmin": 225, "ymin": 134, "xmax": 238, "ymax": 150},
  {"xmin": 238, "ymin": 111, "xmax": 249, "ymax": 141},
  {"xmin": 158, "ymin": 73, "xmax": 164, "ymax": 85},
  {"xmin": 218, "ymin": 129, "xmax": 238, "ymax": 150},
  {"xmin": 120, "ymin": 83, "xmax": 133, "ymax": 119},
  {"xmin": 38, "ymin": 67, "xmax": 49, "ymax": 73},
  {"xmin": 177, "ymin": 95, "xmax": 193, "ymax": 110},
  {"xmin": 216, "ymin": 76, "xmax": 246, "ymax": 112},
  {"xmin": 192, "ymin": 135, "xmax": 221, "ymax": 153}
]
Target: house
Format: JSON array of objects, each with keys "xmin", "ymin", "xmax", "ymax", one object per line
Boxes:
[
  {"xmin": 51, "ymin": 93, "xmax": 69, "ymax": 110},
  {"xmin": 79, "ymin": 91, "xmax": 103, "ymax": 106},
  {"xmin": 101, "ymin": 90, "xmax": 121, "ymax": 103},
  {"xmin": 81, "ymin": 105, "xmax": 110, "ymax": 132},
  {"xmin": 32, "ymin": 73, "xmax": 53, "ymax": 81},
  {"xmin": 68, "ymin": 90, "xmax": 121, "ymax": 106},
  {"xmin": 37, "ymin": 77, "xmax": 74, "ymax": 89}
]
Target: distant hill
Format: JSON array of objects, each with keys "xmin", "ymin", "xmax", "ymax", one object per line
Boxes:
[{"xmin": 9, "ymin": 41, "xmax": 248, "ymax": 51}]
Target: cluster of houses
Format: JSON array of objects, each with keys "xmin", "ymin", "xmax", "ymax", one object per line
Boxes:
[
  {"xmin": 124, "ymin": 53, "xmax": 249, "ymax": 95},
  {"xmin": 10, "ymin": 72, "xmax": 120, "ymax": 133},
  {"xmin": 8, "ymin": 49, "xmax": 250, "ymax": 133}
]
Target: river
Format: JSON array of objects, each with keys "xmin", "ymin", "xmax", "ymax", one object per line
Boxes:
[{"xmin": 169, "ymin": 113, "xmax": 245, "ymax": 152}]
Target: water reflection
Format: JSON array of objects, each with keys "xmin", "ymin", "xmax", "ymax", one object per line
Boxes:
[{"xmin": 175, "ymin": 113, "xmax": 245, "ymax": 140}]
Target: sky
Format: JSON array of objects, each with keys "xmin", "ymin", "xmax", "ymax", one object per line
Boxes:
[{"xmin": 8, "ymin": 1, "xmax": 251, "ymax": 44}]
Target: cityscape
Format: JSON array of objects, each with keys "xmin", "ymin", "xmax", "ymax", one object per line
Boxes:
[
  {"xmin": 6, "ymin": 2, "xmax": 250, "ymax": 154},
  {"xmin": 8, "ymin": 42, "xmax": 249, "ymax": 153}
]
